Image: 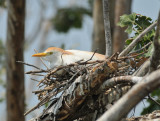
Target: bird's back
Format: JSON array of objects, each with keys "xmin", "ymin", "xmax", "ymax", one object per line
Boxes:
[{"xmin": 65, "ymin": 50, "xmax": 105, "ymax": 61}]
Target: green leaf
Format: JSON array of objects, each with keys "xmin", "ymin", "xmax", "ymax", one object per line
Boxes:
[
  {"xmin": 0, "ymin": 0, "xmax": 5, "ymax": 8},
  {"xmin": 151, "ymin": 88, "xmax": 160, "ymax": 97},
  {"xmin": 118, "ymin": 13, "xmax": 136, "ymax": 27},
  {"xmin": 118, "ymin": 13, "xmax": 158, "ymax": 116},
  {"xmin": 45, "ymin": 102, "xmax": 49, "ymax": 108},
  {"xmin": 0, "ymin": 97, "xmax": 4, "ymax": 103},
  {"xmin": 125, "ymin": 38, "xmax": 133, "ymax": 45},
  {"xmin": 135, "ymin": 14, "xmax": 152, "ymax": 31},
  {"xmin": 141, "ymin": 100, "xmax": 160, "ymax": 115},
  {"xmin": 125, "ymin": 25, "xmax": 132, "ymax": 34},
  {"xmin": 144, "ymin": 43, "xmax": 153, "ymax": 57},
  {"xmin": 120, "ymin": 13, "xmax": 155, "ymax": 54},
  {"xmin": 117, "ymin": 13, "xmax": 136, "ymax": 34}
]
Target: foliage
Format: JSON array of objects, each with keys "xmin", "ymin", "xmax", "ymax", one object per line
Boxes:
[
  {"xmin": 53, "ymin": 7, "xmax": 91, "ymax": 33},
  {"xmin": 118, "ymin": 13, "xmax": 155, "ymax": 57},
  {"xmin": 141, "ymin": 89, "xmax": 160, "ymax": 115},
  {"xmin": 118, "ymin": 13, "xmax": 159, "ymax": 115},
  {"xmin": 0, "ymin": 0, "xmax": 5, "ymax": 8},
  {"xmin": 0, "ymin": 97, "xmax": 4, "ymax": 102},
  {"xmin": 118, "ymin": 13, "xmax": 137, "ymax": 34},
  {"xmin": 88, "ymin": 0, "xmax": 94, "ymax": 10}
]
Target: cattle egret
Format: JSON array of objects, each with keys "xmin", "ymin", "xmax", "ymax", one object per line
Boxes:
[{"xmin": 32, "ymin": 47, "xmax": 105, "ymax": 68}]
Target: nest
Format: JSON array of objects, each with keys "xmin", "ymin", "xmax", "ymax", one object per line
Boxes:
[{"xmin": 19, "ymin": 52, "xmax": 147, "ymax": 116}]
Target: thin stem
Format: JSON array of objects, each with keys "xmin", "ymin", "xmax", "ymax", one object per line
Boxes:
[{"xmin": 34, "ymin": 49, "xmax": 50, "ymax": 70}]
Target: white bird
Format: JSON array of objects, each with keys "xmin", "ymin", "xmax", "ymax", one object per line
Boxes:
[{"xmin": 32, "ymin": 47, "xmax": 105, "ymax": 68}]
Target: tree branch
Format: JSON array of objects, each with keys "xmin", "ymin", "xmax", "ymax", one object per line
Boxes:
[
  {"xmin": 119, "ymin": 21, "xmax": 157, "ymax": 57},
  {"xmin": 102, "ymin": 0, "xmax": 112, "ymax": 57},
  {"xmin": 97, "ymin": 69, "xmax": 160, "ymax": 121},
  {"xmin": 99, "ymin": 76, "xmax": 142, "ymax": 92},
  {"xmin": 134, "ymin": 11, "xmax": 160, "ymax": 76},
  {"xmin": 149, "ymin": 11, "xmax": 160, "ymax": 73}
]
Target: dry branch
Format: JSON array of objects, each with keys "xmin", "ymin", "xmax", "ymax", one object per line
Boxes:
[
  {"xmin": 129, "ymin": 42, "xmax": 152, "ymax": 55},
  {"xmin": 34, "ymin": 49, "xmax": 50, "ymax": 70},
  {"xmin": 97, "ymin": 69, "xmax": 160, "ymax": 121},
  {"xmin": 99, "ymin": 76, "xmax": 142, "ymax": 92},
  {"xmin": 149, "ymin": 11, "xmax": 160, "ymax": 73},
  {"xmin": 17, "ymin": 61, "xmax": 46, "ymax": 72},
  {"xmin": 102, "ymin": 0, "xmax": 112, "ymax": 57}
]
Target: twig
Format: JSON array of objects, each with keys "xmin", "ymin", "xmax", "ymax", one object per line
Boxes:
[
  {"xmin": 31, "ymin": 78, "xmax": 40, "ymax": 82},
  {"xmin": 79, "ymin": 60, "xmax": 104, "ymax": 65},
  {"xmin": 118, "ymin": 65, "xmax": 130, "ymax": 70},
  {"xmin": 36, "ymin": 60, "xmax": 104, "ymax": 86},
  {"xmin": 37, "ymin": 66, "xmax": 64, "ymax": 86},
  {"xmin": 62, "ymin": 70, "xmax": 81, "ymax": 90},
  {"xmin": 128, "ymin": 51, "xmax": 147, "ymax": 58},
  {"xmin": 24, "ymin": 92, "xmax": 55, "ymax": 116},
  {"xmin": 24, "ymin": 97, "xmax": 50, "ymax": 116},
  {"xmin": 119, "ymin": 21, "xmax": 157, "ymax": 57},
  {"xmin": 30, "ymin": 73, "xmax": 45, "ymax": 76},
  {"xmin": 84, "ymin": 49, "xmax": 98, "ymax": 63},
  {"xmin": 148, "ymin": 95, "xmax": 160, "ymax": 107},
  {"xmin": 129, "ymin": 42, "xmax": 152, "ymax": 55},
  {"xmin": 24, "ymin": 105, "xmax": 40, "ymax": 116},
  {"xmin": 41, "ymin": 98, "xmax": 58, "ymax": 117},
  {"xmin": 34, "ymin": 49, "xmax": 50, "ymax": 70},
  {"xmin": 117, "ymin": 52, "xmax": 145, "ymax": 60},
  {"xmin": 25, "ymin": 70, "xmax": 48, "ymax": 74},
  {"xmin": 32, "ymin": 88, "xmax": 52, "ymax": 94},
  {"xmin": 109, "ymin": 52, "xmax": 119, "ymax": 61},
  {"xmin": 24, "ymin": 90, "xmax": 61, "ymax": 116},
  {"xmin": 16, "ymin": 61, "xmax": 45, "ymax": 71}
]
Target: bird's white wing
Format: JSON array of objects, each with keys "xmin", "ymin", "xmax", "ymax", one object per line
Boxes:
[
  {"xmin": 66, "ymin": 50, "xmax": 105, "ymax": 60},
  {"xmin": 61, "ymin": 54, "xmax": 83, "ymax": 65}
]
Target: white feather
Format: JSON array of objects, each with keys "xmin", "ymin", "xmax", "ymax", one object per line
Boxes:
[{"xmin": 42, "ymin": 49, "xmax": 105, "ymax": 69}]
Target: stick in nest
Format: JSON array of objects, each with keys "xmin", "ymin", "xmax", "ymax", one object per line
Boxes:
[
  {"xmin": 34, "ymin": 49, "xmax": 50, "ymax": 70},
  {"xmin": 16, "ymin": 61, "xmax": 45, "ymax": 71}
]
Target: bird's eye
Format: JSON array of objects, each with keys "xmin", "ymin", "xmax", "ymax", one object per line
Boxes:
[{"xmin": 49, "ymin": 52, "xmax": 53, "ymax": 55}]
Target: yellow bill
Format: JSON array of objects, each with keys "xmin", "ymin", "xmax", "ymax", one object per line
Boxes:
[{"xmin": 32, "ymin": 52, "xmax": 47, "ymax": 57}]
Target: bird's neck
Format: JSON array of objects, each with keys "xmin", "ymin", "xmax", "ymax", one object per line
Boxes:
[
  {"xmin": 49, "ymin": 51, "xmax": 73, "ymax": 68},
  {"xmin": 43, "ymin": 50, "xmax": 73, "ymax": 68},
  {"xmin": 49, "ymin": 58, "xmax": 62, "ymax": 68},
  {"xmin": 43, "ymin": 53, "xmax": 62, "ymax": 68}
]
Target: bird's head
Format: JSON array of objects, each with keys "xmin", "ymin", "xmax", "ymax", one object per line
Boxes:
[{"xmin": 32, "ymin": 47, "xmax": 64, "ymax": 63}]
